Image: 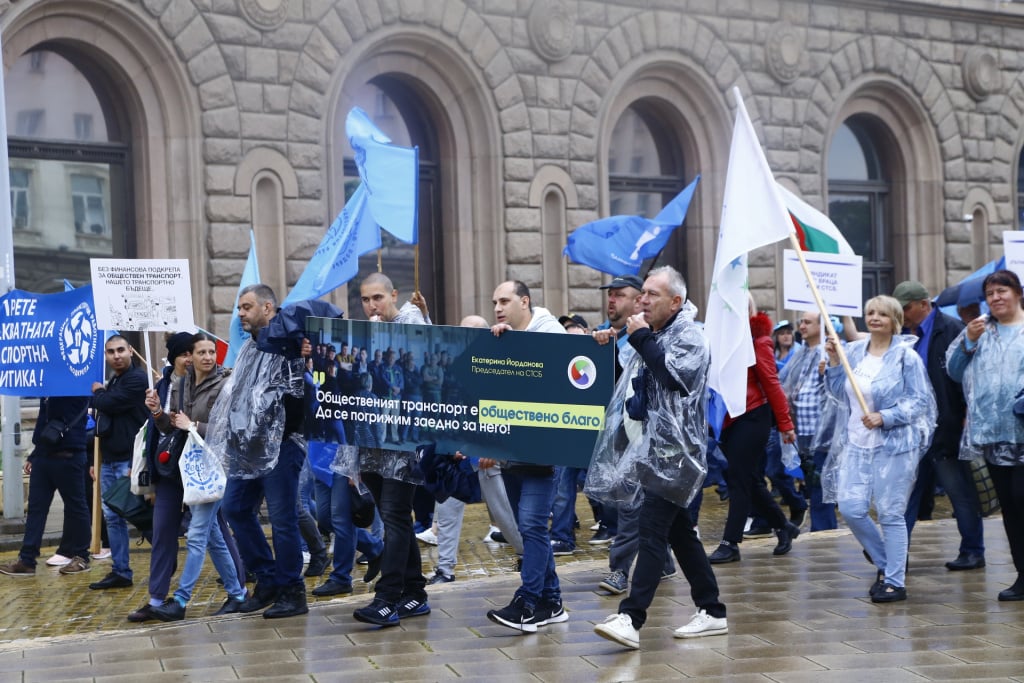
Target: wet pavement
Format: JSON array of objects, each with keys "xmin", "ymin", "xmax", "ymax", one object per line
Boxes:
[{"xmin": 1, "ymin": 492, "xmax": 1023, "ymax": 681}]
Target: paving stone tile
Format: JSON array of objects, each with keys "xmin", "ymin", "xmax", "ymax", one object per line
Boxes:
[
  {"xmin": 762, "ymin": 668, "xmax": 928, "ymax": 683},
  {"xmin": 907, "ymin": 662, "xmax": 1024, "ymax": 680}
]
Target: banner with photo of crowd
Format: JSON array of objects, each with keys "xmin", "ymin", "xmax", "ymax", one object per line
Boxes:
[{"xmin": 303, "ymin": 318, "xmax": 614, "ymax": 468}]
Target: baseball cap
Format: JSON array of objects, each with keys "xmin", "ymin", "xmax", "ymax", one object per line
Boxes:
[
  {"xmin": 892, "ymin": 280, "xmax": 930, "ymax": 307},
  {"xmin": 599, "ymin": 274, "xmax": 644, "ymax": 291},
  {"xmin": 558, "ymin": 314, "xmax": 589, "ymax": 330},
  {"xmin": 773, "ymin": 320, "xmax": 793, "ymax": 333}
]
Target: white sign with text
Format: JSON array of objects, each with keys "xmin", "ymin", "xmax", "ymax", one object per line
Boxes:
[
  {"xmin": 783, "ymin": 249, "xmax": 863, "ymax": 316},
  {"xmin": 90, "ymin": 259, "xmax": 195, "ymax": 331},
  {"xmin": 1003, "ymin": 231, "xmax": 1024, "ymax": 282}
]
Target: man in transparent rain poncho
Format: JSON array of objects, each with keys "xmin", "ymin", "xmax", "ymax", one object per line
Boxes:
[
  {"xmin": 206, "ymin": 283, "xmax": 310, "ymax": 619},
  {"xmin": 588, "ymin": 266, "xmax": 728, "ymax": 650}
]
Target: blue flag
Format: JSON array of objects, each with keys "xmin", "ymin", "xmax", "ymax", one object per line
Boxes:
[
  {"xmin": 346, "ymin": 107, "xmax": 419, "ymax": 244},
  {"xmin": 282, "ymin": 183, "xmax": 382, "ymax": 306},
  {"xmin": 224, "ymin": 230, "xmax": 261, "ymax": 368},
  {"xmin": 0, "ymin": 287, "xmax": 106, "ymax": 396},
  {"xmin": 563, "ymin": 175, "xmax": 700, "ymax": 276}
]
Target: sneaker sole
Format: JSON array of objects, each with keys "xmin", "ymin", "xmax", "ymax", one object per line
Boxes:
[
  {"xmin": 598, "ymin": 582, "xmax": 627, "ymax": 595},
  {"xmin": 398, "ymin": 606, "xmax": 431, "ymax": 619},
  {"xmin": 593, "ymin": 624, "xmax": 639, "ymax": 649},
  {"xmin": 487, "ymin": 610, "xmax": 537, "ymax": 633},
  {"xmin": 551, "ymin": 550, "xmax": 574, "ymax": 557},
  {"xmin": 674, "ymin": 626, "xmax": 728, "ymax": 638},
  {"xmin": 535, "ymin": 610, "xmax": 568, "ymax": 626},
  {"xmin": 0, "ymin": 570, "xmax": 34, "ymax": 577},
  {"xmin": 588, "ymin": 539, "xmax": 613, "ymax": 545}
]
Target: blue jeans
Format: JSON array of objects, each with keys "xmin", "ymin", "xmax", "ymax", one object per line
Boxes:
[
  {"xmin": 20, "ymin": 451, "xmax": 89, "ymax": 567},
  {"xmin": 549, "ymin": 466, "xmax": 582, "ymax": 547},
  {"xmin": 906, "ymin": 455, "xmax": 984, "ymax": 556},
  {"xmin": 222, "ymin": 438, "xmax": 305, "ymax": 589},
  {"xmin": 175, "ymin": 499, "xmax": 244, "ymax": 604},
  {"xmin": 100, "ymin": 460, "xmax": 132, "ymax": 579},
  {"xmin": 837, "ymin": 445, "xmax": 917, "ymax": 588},
  {"xmin": 314, "ymin": 475, "xmax": 383, "ymax": 587},
  {"xmin": 506, "ymin": 467, "xmax": 560, "ymax": 610},
  {"xmin": 809, "ymin": 449, "xmax": 837, "ymax": 531}
]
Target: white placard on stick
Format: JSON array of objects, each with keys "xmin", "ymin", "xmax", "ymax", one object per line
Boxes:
[
  {"xmin": 783, "ymin": 249, "xmax": 864, "ymax": 317},
  {"xmin": 1003, "ymin": 231, "xmax": 1024, "ymax": 282},
  {"xmin": 90, "ymin": 259, "xmax": 195, "ymax": 331}
]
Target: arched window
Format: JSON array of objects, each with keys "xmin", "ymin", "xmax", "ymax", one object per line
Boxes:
[
  {"xmin": 336, "ymin": 78, "xmax": 444, "ymax": 322},
  {"xmin": 607, "ymin": 100, "xmax": 687, "ymax": 274},
  {"xmin": 827, "ymin": 117, "xmax": 893, "ymax": 302},
  {"xmin": 5, "ymin": 48, "xmax": 133, "ymax": 292}
]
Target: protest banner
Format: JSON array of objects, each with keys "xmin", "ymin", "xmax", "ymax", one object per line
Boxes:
[
  {"xmin": 782, "ymin": 249, "xmax": 864, "ymax": 317},
  {"xmin": 1003, "ymin": 231, "xmax": 1024, "ymax": 282},
  {"xmin": 0, "ymin": 286, "xmax": 105, "ymax": 396},
  {"xmin": 89, "ymin": 259, "xmax": 195, "ymax": 331},
  {"xmin": 305, "ymin": 318, "xmax": 614, "ymax": 468}
]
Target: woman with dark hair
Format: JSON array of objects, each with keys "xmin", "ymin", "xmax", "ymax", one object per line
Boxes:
[
  {"xmin": 143, "ymin": 333, "xmax": 247, "ymax": 621},
  {"xmin": 947, "ymin": 269, "xmax": 1024, "ymax": 601},
  {"xmin": 824, "ymin": 295, "xmax": 936, "ymax": 603},
  {"xmin": 708, "ymin": 301, "xmax": 801, "ymax": 565}
]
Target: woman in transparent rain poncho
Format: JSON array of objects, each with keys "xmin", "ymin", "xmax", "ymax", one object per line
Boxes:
[
  {"xmin": 823, "ymin": 295, "xmax": 936, "ymax": 603},
  {"xmin": 946, "ymin": 269, "xmax": 1024, "ymax": 602}
]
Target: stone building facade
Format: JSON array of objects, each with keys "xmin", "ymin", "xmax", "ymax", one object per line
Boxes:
[{"xmin": 3, "ymin": 0, "xmax": 1023, "ymax": 332}]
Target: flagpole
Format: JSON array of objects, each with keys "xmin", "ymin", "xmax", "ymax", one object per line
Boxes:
[
  {"xmin": 413, "ymin": 244, "xmax": 419, "ymax": 294},
  {"xmin": 377, "ymin": 248, "xmax": 382, "ymax": 273},
  {"xmin": 90, "ymin": 355, "xmax": 105, "ymax": 555},
  {"xmin": 786, "ymin": 233, "xmax": 869, "ymax": 416}
]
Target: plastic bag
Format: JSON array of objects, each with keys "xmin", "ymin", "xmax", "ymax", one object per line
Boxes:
[
  {"xmin": 130, "ymin": 422, "xmax": 154, "ymax": 496},
  {"xmin": 780, "ymin": 440, "xmax": 800, "ymax": 471},
  {"xmin": 179, "ymin": 426, "xmax": 227, "ymax": 505}
]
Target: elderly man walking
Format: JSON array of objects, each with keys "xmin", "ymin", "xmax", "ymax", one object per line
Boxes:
[{"xmin": 590, "ymin": 266, "xmax": 727, "ymax": 650}]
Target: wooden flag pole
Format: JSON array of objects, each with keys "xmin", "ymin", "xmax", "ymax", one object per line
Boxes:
[
  {"xmin": 377, "ymin": 248, "xmax": 382, "ymax": 273},
  {"xmin": 786, "ymin": 232, "xmax": 869, "ymax": 416}
]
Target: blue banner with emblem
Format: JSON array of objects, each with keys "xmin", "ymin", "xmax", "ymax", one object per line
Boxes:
[
  {"xmin": 304, "ymin": 318, "xmax": 614, "ymax": 468},
  {"xmin": 0, "ymin": 287, "xmax": 105, "ymax": 396}
]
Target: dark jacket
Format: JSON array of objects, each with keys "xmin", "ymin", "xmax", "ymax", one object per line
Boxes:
[
  {"xmin": 31, "ymin": 396, "xmax": 90, "ymax": 457},
  {"xmin": 923, "ymin": 311, "xmax": 968, "ymax": 459},
  {"xmin": 92, "ymin": 364, "xmax": 149, "ymax": 461}
]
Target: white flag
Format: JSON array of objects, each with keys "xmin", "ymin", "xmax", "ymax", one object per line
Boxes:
[{"xmin": 705, "ymin": 88, "xmax": 794, "ymax": 417}]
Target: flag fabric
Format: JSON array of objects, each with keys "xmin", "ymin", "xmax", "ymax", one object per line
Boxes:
[
  {"xmin": 563, "ymin": 175, "xmax": 700, "ymax": 276},
  {"xmin": 346, "ymin": 107, "xmax": 419, "ymax": 244},
  {"xmin": 777, "ymin": 184, "xmax": 854, "ymax": 255},
  {"xmin": 282, "ymin": 183, "xmax": 381, "ymax": 306},
  {"xmin": 224, "ymin": 231, "xmax": 261, "ymax": 368},
  {"xmin": 704, "ymin": 88, "xmax": 794, "ymax": 418}
]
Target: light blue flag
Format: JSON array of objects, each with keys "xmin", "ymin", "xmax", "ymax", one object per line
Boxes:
[
  {"xmin": 563, "ymin": 175, "xmax": 700, "ymax": 276},
  {"xmin": 345, "ymin": 106, "xmax": 419, "ymax": 244},
  {"xmin": 224, "ymin": 231, "xmax": 261, "ymax": 368},
  {"xmin": 282, "ymin": 183, "xmax": 382, "ymax": 306}
]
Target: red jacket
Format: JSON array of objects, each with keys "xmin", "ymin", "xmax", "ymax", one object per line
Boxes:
[{"xmin": 723, "ymin": 312, "xmax": 795, "ymax": 432}]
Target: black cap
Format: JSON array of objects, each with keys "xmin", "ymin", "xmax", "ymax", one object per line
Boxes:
[
  {"xmin": 165, "ymin": 331, "xmax": 195, "ymax": 365},
  {"xmin": 558, "ymin": 314, "xmax": 589, "ymax": 330},
  {"xmin": 599, "ymin": 274, "xmax": 644, "ymax": 291}
]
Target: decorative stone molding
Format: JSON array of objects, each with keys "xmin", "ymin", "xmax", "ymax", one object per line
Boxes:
[
  {"xmin": 963, "ymin": 46, "xmax": 1001, "ymax": 101},
  {"xmin": 239, "ymin": 0, "xmax": 289, "ymax": 32},
  {"xmin": 528, "ymin": 0, "xmax": 576, "ymax": 63},
  {"xmin": 765, "ymin": 21, "xmax": 803, "ymax": 85}
]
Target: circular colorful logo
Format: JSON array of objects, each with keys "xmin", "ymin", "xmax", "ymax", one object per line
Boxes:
[{"xmin": 567, "ymin": 355, "xmax": 597, "ymax": 390}]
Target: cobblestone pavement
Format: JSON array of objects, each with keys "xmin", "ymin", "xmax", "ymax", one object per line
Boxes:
[{"xmin": 6, "ymin": 490, "xmax": 1022, "ymax": 683}]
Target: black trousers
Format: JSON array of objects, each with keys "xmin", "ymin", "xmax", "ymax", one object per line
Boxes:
[
  {"xmin": 362, "ymin": 472, "xmax": 427, "ymax": 604},
  {"xmin": 989, "ymin": 463, "xmax": 1024, "ymax": 577},
  {"xmin": 619, "ymin": 490, "xmax": 726, "ymax": 629},
  {"xmin": 721, "ymin": 404, "xmax": 788, "ymax": 543}
]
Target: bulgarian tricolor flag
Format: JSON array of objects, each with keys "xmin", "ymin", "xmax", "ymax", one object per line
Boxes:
[{"xmin": 777, "ymin": 184, "xmax": 855, "ymax": 255}]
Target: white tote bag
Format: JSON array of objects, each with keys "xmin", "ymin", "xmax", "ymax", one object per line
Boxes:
[
  {"xmin": 179, "ymin": 425, "xmax": 227, "ymax": 505},
  {"xmin": 130, "ymin": 422, "xmax": 154, "ymax": 496}
]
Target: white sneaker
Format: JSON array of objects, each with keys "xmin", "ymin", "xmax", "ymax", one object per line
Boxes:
[
  {"xmin": 674, "ymin": 609, "xmax": 728, "ymax": 638},
  {"xmin": 302, "ymin": 551, "xmax": 311, "ymax": 565},
  {"xmin": 589, "ymin": 521, "xmax": 601, "ymax": 531},
  {"xmin": 94, "ymin": 548, "xmax": 111, "ymax": 560},
  {"xmin": 416, "ymin": 528, "xmax": 439, "ymax": 545},
  {"xmin": 482, "ymin": 526, "xmax": 501, "ymax": 543},
  {"xmin": 46, "ymin": 554, "xmax": 72, "ymax": 567},
  {"xmin": 593, "ymin": 613, "xmax": 639, "ymax": 650}
]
